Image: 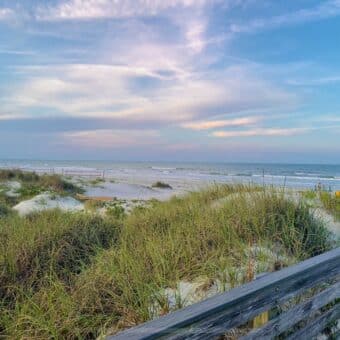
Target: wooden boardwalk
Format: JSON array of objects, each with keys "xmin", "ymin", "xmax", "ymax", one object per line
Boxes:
[{"xmin": 110, "ymin": 247, "xmax": 340, "ymax": 339}]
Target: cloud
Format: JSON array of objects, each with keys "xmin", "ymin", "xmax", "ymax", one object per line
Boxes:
[
  {"xmin": 0, "ymin": 8, "xmax": 14, "ymax": 21},
  {"xmin": 185, "ymin": 20, "xmax": 207, "ymax": 54},
  {"xmin": 3, "ymin": 63, "xmax": 296, "ymax": 129},
  {"xmin": 287, "ymin": 76, "xmax": 340, "ymax": 86},
  {"xmin": 230, "ymin": 0, "xmax": 340, "ymax": 34},
  {"xmin": 212, "ymin": 127, "xmax": 309, "ymax": 138},
  {"xmin": 181, "ymin": 116, "xmax": 261, "ymax": 130},
  {"xmin": 0, "ymin": 114, "xmax": 26, "ymax": 120},
  {"xmin": 36, "ymin": 0, "xmax": 219, "ymax": 21},
  {"xmin": 62, "ymin": 129, "xmax": 160, "ymax": 148}
]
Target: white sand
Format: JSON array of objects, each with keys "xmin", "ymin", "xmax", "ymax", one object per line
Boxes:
[
  {"xmin": 314, "ymin": 208, "xmax": 340, "ymax": 238},
  {"xmin": 13, "ymin": 193, "xmax": 84, "ymax": 216},
  {"xmin": 84, "ymin": 182, "xmax": 179, "ymax": 201},
  {"xmin": 150, "ymin": 245, "xmax": 293, "ymax": 318},
  {"xmin": 2, "ymin": 181, "xmax": 21, "ymax": 197}
]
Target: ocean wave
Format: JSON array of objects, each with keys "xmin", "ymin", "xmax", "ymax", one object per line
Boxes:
[
  {"xmin": 234, "ymin": 173, "xmax": 252, "ymax": 177},
  {"xmin": 151, "ymin": 167, "xmax": 177, "ymax": 171},
  {"xmin": 252, "ymin": 174, "xmax": 338, "ymax": 181}
]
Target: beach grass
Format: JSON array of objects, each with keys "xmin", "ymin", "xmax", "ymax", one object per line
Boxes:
[
  {"xmin": 301, "ymin": 188, "xmax": 340, "ymax": 221},
  {"xmin": 0, "ymin": 211, "xmax": 120, "ymax": 313},
  {"xmin": 0, "ymin": 170, "xmax": 83, "ymax": 205},
  {"xmin": 0, "ymin": 184, "xmax": 332, "ymax": 339},
  {"xmin": 319, "ymin": 191, "xmax": 340, "ymax": 221}
]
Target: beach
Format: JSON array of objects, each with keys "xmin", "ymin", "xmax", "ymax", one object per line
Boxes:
[{"xmin": 1, "ymin": 161, "xmax": 339, "ymax": 199}]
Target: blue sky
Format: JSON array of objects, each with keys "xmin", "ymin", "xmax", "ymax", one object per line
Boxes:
[{"xmin": 0, "ymin": 0, "xmax": 339, "ymax": 163}]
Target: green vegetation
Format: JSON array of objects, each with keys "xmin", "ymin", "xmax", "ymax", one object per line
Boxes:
[
  {"xmin": 0, "ymin": 210, "xmax": 120, "ymax": 336},
  {"xmin": 301, "ymin": 188, "xmax": 340, "ymax": 221},
  {"xmin": 0, "ymin": 202, "xmax": 11, "ymax": 217},
  {"xmin": 152, "ymin": 181, "xmax": 172, "ymax": 189},
  {"xmin": 0, "ymin": 170, "xmax": 83, "ymax": 207},
  {"xmin": 0, "ymin": 211, "xmax": 119, "ymax": 293},
  {"xmin": 0, "ymin": 169, "xmax": 40, "ymax": 182},
  {"xmin": 301, "ymin": 190, "xmax": 317, "ymax": 200},
  {"xmin": 319, "ymin": 191, "xmax": 340, "ymax": 221},
  {"xmin": 89, "ymin": 177, "xmax": 105, "ymax": 186},
  {"xmin": 84, "ymin": 199, "xmax": 107, "ymax": 211},
  {"xmin": 106, "ymin": 203, "xmax": 126, "ymax": 219},
  {"xmin": 84, "ymin": 199, "xmax": 127, "ymax": 219},
  {"xmin": 0, "ymin": 184, "xmax": 332, "ymax": 339}
]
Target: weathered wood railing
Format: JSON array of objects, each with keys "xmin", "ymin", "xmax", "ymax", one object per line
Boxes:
[{"xmin": 110, "ymin": 247, "xmax": 340, "ymax": 339}]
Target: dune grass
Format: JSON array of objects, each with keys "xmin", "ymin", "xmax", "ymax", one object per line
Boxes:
[
  {"xmin": 0, "ymin": 202, "xmax": 11, "ymax": 217},
  {"xmin": 319, "ymin": 191, "xmax": 340, "ymax": 221},
  {"xmin": 302, "ymin": 188, "xmax": 340, "ymax": 221},
  {"xmin": 0, "ymin": 184, "xmax": 332, "ymax": 339},
  {"xmin": 0, "ymin": 170, "xmax": 83, "ymax": 206},
  {"xmin": 0, "ymin": 210, "xmax": 121, "ymax": 337}
]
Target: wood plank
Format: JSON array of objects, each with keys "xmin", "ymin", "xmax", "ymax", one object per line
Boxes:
[
  {"xmin": 110, "ymin": 248, "xmax": 340, "ymax": 340},
  {"xmin": 286, "ymin": 304, "xmax": 340, "ymax": 340},
  {"xmin": 241, "ymin": 282, "xmax": 340, "ymax": 340},
  {"xmin": 165, "ymin": 276, "xmax": 340, "ymax": 338}
]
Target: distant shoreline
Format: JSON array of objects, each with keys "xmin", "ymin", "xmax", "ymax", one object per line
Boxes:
[{"xmin": 1, "ymin": 160, "xmax": 339, "ymax": 191}]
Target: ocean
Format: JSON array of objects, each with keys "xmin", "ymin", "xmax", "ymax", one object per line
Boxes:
[{"xmin": 0, "ymin": 160, "xmax": 339, "ymax": 191}]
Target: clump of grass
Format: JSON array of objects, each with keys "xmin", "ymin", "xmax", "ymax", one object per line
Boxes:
[
  {"xmin": 89, "ymin": 178, "xmax": 105, "ymax": 186},
  {"xmin": 301, "ymin": 190, "xmax": 317, "ymax": 200},
  {"xmin": 319, "ymin": 191, "xmax": 340, "ymax": 221},
  {"xmin": 152, "ymin": 181, "xmax": 172, "ymax": 189},
  {"xmin": 0, "ymin": 169, "xmax": 39, "ymax": 182},
  {"xmin": 84, "ymin": 200, "xmax": 127, "ymax": 219},
  {"xmin": 0, "ymin": 202, "xmax": 11, "ymax": 217},
  {"xmin": 16, "ymin": 184, "xmax": 43, "ymax": 198},
  {"xmin": 84, "ymin": 199, "xmax": 106, "ymax": 211},
  {"xmin": 39, "ymin": 174, "xmax": 83, "ymax": 194},
  {"xmin": 0, "ymin": 170, "xmax": 83, "ymax": 202},
  {"xmin": 0, "ymin": 185, "xmax": 332, "ymax": 339},
  {"xmin": 106, "ymin": 204, "xmax": 126, "ymax": 219},
  {"xmin": 0, "ymin": 211, "xmax": 120, "ymax": 307}
]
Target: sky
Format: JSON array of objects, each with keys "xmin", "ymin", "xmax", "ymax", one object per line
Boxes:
[{"xmin": 0, "ymin": 0, "xmax": 340, "ymax": 163}]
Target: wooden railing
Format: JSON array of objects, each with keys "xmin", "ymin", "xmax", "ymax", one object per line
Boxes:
[{"xmin": 110, "ymin": 247, "xmax": 340, "ymax": 339}]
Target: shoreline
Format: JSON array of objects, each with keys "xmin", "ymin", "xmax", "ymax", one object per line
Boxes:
[{"xmin": 0, "ymin": 161, "xmax": 339, "ymax": 192}]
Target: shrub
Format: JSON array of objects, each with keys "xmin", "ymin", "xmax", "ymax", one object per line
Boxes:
[
  {"xmin": 0, "ymin": 202, "xmax": 11, "ymax": 217},
  {"xmin": 152, "ymin": 181, "xmax": 172, "ymax": 189}
]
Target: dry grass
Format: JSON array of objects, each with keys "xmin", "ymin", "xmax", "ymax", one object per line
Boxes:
[{"xmin": 0, "ymin": 184, "xmax": 332, "ymax": 339}]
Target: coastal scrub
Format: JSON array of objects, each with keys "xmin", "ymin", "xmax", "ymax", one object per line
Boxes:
[{"xmin": 0, "ymin": 184, "xmax": 332, "ymax": 339}]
